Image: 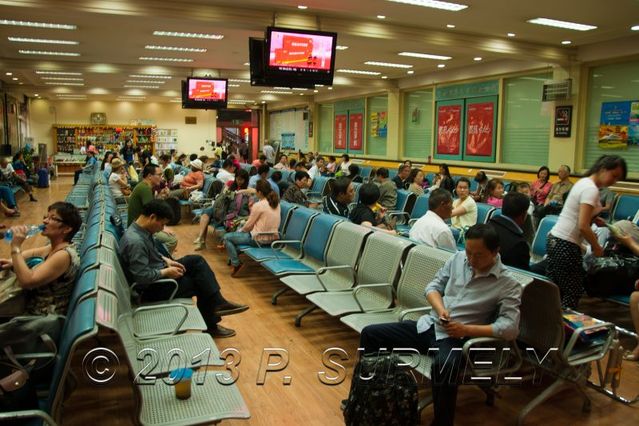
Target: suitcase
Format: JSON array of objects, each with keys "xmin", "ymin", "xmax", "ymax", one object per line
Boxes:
[{"xmin": 37, "ymin": 168, "xmax": 49, "ymax": 188}]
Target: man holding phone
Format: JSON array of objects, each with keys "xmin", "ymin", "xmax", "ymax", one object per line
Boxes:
[{"xmin": 359, "ymin": 224, "xmax": 522, "ymax": 426}]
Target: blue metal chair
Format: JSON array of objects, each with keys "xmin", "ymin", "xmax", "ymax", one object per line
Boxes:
[
  {"xmin": 530, "ymin": 215, "xmax": 559, "ymax": 264},
  {"xmin": 476, "ymin": 203, "xmax": 496, "ymax": 224},
  {"xmin": 396, "ymin": 194, "xmax": 429, "ymax": 235},
  {"xmin": 388, "ymin": 190, "xmax": 416, "ymax": 218},
  {"xmin": 307, "ymin": 176, "xmax": 333, "ymax": 204},
  {"xmin": 611, "ymin": 195, "xmax": 639, "ymax": 222}
]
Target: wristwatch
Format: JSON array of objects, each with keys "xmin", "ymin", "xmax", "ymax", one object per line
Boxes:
[{"xmin": 10, "ymin": 247, "xmax": 21, "ymax": 255}]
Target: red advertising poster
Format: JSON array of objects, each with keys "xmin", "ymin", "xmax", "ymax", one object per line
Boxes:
[
  {"xmin": 334, "ymin": 114, "xmax": 347, "ymax": 149},
  {"xmin": 465, "ymin": 102, "xmax": 495, "ymax": 156},
  {"xmin": 349, "ymin": 113, "xmax": 363, "ymax": 150},
  {"xmin": 436, "ymin": 105, "xmax": 462, "ymax": 155}
]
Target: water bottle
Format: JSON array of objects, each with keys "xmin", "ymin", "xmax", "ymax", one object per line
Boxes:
[{"xmin": 3, "ymin": 224, "xmax": 45, "ymax": 243}]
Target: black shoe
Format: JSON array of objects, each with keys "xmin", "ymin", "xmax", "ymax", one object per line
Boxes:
[
  {"xmin": 340, "ymin": 399, "xmax": 348, "ymax": 411},
  {"xmin": 231, "ymin": 263, "xmax": 244, "ymax": 277},
  {"xmin": 208, "ymin": 324, "xmax": 236, "ymax": 338},
  {"xmin": 215, "ymin": 301, "xmax": 249, "ymax": 317}
]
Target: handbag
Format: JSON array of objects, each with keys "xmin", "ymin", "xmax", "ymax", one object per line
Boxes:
[{"xmin": 0, "ymin": 271, "xmax": 24, "ymax": 317}]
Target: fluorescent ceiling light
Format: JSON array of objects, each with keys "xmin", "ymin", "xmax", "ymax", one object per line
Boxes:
[
  {"xmin": 260, "ymin": 90, "xmax": 293, "ymax": 94},
  {"xmin": 126, "ymin": 80, "xmax": 166, "ymax": 84},
  {"xmin": 387, "ymin": 0, "xmax": 468, "ymax": 12},
  {"xmin": 228, "ymin": 84, "xmax": 240, "ymax": 87},
  {"xmin": 527, "ymin": 18, "xmax": 597, "ymax": 31},
  {"xmin": 364, "ymin": 61, "xmax": 413, "ymax": 69},
  {"xmin": 243, "ymin": 62, "xmax": 250, "ymax": 66},
  {"xmin": 507, "ymin": 32, "xmax": 516, "ymax": 37},
  {"xmin": 19, "ymin": 50, "xmax": 79, "ymax": 56},
  {"xmin": 11, "ymin": 77, "xmax": 18, "ymax": 81},
  {"xmin": 328, "ymin": 87, "xmax": 333, "ymax": 90},
  {"xmin": 45, "ymin": 82, "xmax": 84, "ymax": 86},
  {"xmin": 8, "ymin": 37, "xmax": 78, "ymax": 45},
  {"xmin": 169, "ymin": 99, "xmax": 182, "ymax": 103},
  {"xmin": 632, "ymin": 25, "xmax": 639, "ymax": 31},
  {"xmin": 336, "ymin": 45, "xmax": 349, "ymax": 50},
  {"xmin": 446, "ymin": 24, "xmax": 456, "ymax": 28},
  {"xmin": 41, "ymin": 76, "xmax": 84, "ymax": 81},
  {"xmin": 139, "ymin": 57, "xmax": 193, "ymax": 62},
  {"xmin": 124, "ymin": 85, "xmax": 160, "ymax": 88},
  {"xmin": 228, "ymin": 78, "xmax": 250, "ymax": 83},
  {"xmin": 129, "ymin": 74, "xmax": 172, "ymax": 79},
  {"xmin": 274, "ymin": 87, "xmax": 308, "ymax": 91},
  {"xmin": 561, "ymin": 40, "xmax": 572, "ymax": 45},
  {"xmin": 118, "ymin": 96, "xmax": 146, "ymax": 99},
  {"xmin": 153, "ymin": 31, "xmax": 223, "ymax": 40},
  {"xmin": 297, "ymin": 5, "xmax": 308, "ymax": 9},
  {"xmin": 5, "ymin": 72, "xmax": 11, "ymax": 76},
  {"xmin": 437, "ymin": 64, "xmax": 446, "ymax": 68},
  {"xmin": 398, "ymin": 51, "xmax": 451, "ymax": 60},
  {"xmin": 407, "ymin": 70, "xmax": 415, "ymax": 74},
  {"xmin": 57, "ymin": 96, "xmax": 87, "ymax": 99},
  {"xmin": 145, "ymin": 45, "xmax": 206, "ymax": 53},
  {"xmin": 0, "ymin": 19, "xmax": 76, "ymax": 30},
  {"xmin": 473, "ymin": 57, "xmax": 482, "ymax": 61},
  {"xmin": 36, "ymin": 70, "xmax": 82, "ymax": 75},
  {"xmin": 337, "ymin": 69, "xmax": 381, "ymax": 75},
  {"xmin": 381, "ymin": 75, "xmax": 388, "ymax": 79},
  {"xmin": 228, "ymin": 99, "xmax": 255, "ymax": 104},
  {"xmin": 377, "ymin": 15, "xmax": 386, "ymax": 19}
]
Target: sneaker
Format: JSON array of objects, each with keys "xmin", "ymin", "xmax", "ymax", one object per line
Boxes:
[
  {"xmin": 208, "ymin": 325, "xmax": 236, "ymax": 338},
  {"xmin": 231, "ymin": 263, "xmax": 244, "ymax": 277},
  {"xmin": 215, "ymin": 301, "xmax": 249, "ymax": 317}
]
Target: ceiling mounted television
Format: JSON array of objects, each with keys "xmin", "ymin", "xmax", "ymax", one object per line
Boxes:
[
  {"xmin": 181, "ymin": 77, "xmax": 228, "ymax": 109},
  {"xmin": 263, "ymin": 27, "xmax": 337, "ymax": 86}
]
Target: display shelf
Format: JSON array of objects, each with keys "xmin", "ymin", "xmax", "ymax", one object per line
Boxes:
[
  {"xmin": 156, "ymin": 128, "xmax": 178, "ymax": 154},
  {"xmin": 53, "ymin": 124, "xmax": 156, "ymax": 154}
]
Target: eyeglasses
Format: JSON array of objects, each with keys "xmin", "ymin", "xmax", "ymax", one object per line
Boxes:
[{"xmin": 43, "ymin": 215, "xmax": 64, "ymax": 223}]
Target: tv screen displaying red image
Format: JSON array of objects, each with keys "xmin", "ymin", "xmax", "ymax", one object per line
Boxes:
[
  {"xmin": 188, "ymin": 78, "xmax": 227, "ymax": 102},
  {"xmin": 267, "ymin": 27, "xmax": 336, "ymax": 75}
]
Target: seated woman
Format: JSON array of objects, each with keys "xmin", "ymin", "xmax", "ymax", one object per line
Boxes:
[
  {"xmin": 434, "ymin": 164, "xmax": 455, "ymax": 194},
  {"xmin": 12, "ymin": 152, "xmax": 30, "ymax": 179},
  {"xmin": 450, "ymin": 177, "xmax": 477, "ymax": 230},
  {"xmin": 530, "ymin": 166, "xmax": 553, "ymax": 206},
  {"xmin": 406, "ymin": 168, "xmax": 425, "ymax": 196},
  {"xmin": 180, "ymin": 159, "xmax": 204, "ymax": 191},
  {"xmin": 349, "ymin": 183, "xmax": 396, "ymax": 234},
  {"xmin": 485, "ymin": 178, "xmax": 505, "ymax": 208},
  {"xmin": 193, "ymin": 169, "xmax": 250, "ymax": 251},
  {"xmin": 0, "ymin": 185, "xmax": 20, "ymax": 216},
  {"xmin": 222, "ymin": 179, "xmax": 281, "ymax": 276},
  {"xmin": 108, "ymin": 158, "xmax": 131, "ymax": 198},
  {"xmin": 0, "ymin": 202, "xmax": 81, "ymax": 315}
]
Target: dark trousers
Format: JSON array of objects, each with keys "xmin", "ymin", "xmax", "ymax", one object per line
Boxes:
[
  {"xmin": 140, "ymin": 255, "xmax": 226, "ymax": 329},
  {"xmin": 360, "ymin": 321, "xmax": 465, "ymax": 426}
]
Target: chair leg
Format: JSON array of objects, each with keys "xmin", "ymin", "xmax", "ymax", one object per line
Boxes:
[
  {"xmin": 271, "ymin": 287, "xmax": 289, "ymax": 305},
  {"xmin": 295, "ymin": 305, "xmax": 317, "ymax": 327},
  {"xmin": 517, "ymin": 378, "xmax": 570, "ymax": 425}
]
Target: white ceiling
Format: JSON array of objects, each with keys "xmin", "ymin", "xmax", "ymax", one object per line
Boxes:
[{"xmin": 0, "ymin": 0, "xmax": 637, "ymax": 105}]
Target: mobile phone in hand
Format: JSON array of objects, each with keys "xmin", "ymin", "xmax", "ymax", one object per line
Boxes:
[{"xmin": 439, "ymin": 316, "xmax": 450, "ymax": 325}]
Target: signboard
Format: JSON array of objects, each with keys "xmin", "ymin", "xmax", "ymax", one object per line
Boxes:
[
  {"xmin": 436, "ymin": 104, "xmax": 462, "ymax": 156},
  {"xmin": 554, "ymin": 106, "xmax": 572, "ymax": 138},
  {"xmin": 349, "ymin": 113, "xmax": 363, "ymax": 150},
  {"xmin": 599, "ymin": 101, "xmax": 630, "ymax": 149},
  {"xmin": 435, "ymin": 80, "xmax": 499, "ymax": 101},
  {"xmin": 334, "ymin": 114, "xmax": 347, "ymax": 150},
  {"xmin": 465, "ymin": 102, "xmax": 495, "ymax": 157}
]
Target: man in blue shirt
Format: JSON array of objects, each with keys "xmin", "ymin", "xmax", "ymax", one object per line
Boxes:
[
  {"xmin": 248, "ymin": 164, "xmax": 279, "ymax": 195},
  {"xmin": 359, "ymin": 224, "xmax": 522, "ymax": 426}
]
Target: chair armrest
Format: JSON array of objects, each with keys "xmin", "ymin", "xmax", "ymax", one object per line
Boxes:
[
  {"xmin": 0, "ymin": 410, "xmax": 56, "ymax": 425},
  {"xmin": 253, "ymin": 231, "xmax": 280, "ymax": 248},
  {"xmin": 315, "ymin": 264, "xmax": 355, "ymax": 291},
  {"xmin": 563, "ymin": 322, "xmax": 616, "ymax": 365},
  {"xmin": 270, "ymin": 239, "xmax": 301, "ymax": 250},
  {"xmin": 387, "ymin": 211, "xmax": 410, "ymax": 223},
  {"xmin": 307, "ymin": 191, "xmax": 323, "ymax": 198},
  {"xmin": 352, "ymin": 283, "xmax": 394, "ymax": 312},
  {"xmin": 399, "ymin": 306, "xmax": 432, "ymax": 321},
  {"xmin": 462, "ymin": 337, "xmax": 522, "ymax": 377},
  {"xmin": 131, "ymin": 279, "xmax": 179, "ymax": 302},
  {"xmin": 132, "ymin": 303, "xmax": 189, "ymax": 339},
  {"xmin": 408, "ymin": 218, "xmax": 419, "ymax": 227}
]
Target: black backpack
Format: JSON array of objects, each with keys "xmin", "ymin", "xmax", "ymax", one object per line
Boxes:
[
  {"xmin": 343, "ymin": 353, "xmax": 419, "ymax": 426},
  {"xmin": 164, "ymin": 196, "xmax": 182, "ymax": 226}
]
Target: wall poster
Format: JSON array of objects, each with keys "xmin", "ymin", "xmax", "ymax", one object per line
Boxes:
[
  {"xmin": 334, "ymin": 114, "xmax": 347, "ymax": 150},
  {"xmin": 463, "ymin": 96, "xmax": 498, "ymax": 162},
  {"xmin": 349, "ymin": 113, "xmax": 363, "ymax": 150},
  {"xmin": 435, "ymin": 102, "xmax": 463, "ymax": 160}
]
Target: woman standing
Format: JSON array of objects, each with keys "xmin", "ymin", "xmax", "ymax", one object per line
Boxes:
[
  {"xmin": 530, "ymin": 166, "xmax": 553, "ymax": 205},
  {"xmin": 222, "ymin": 179, "xmax": 281, "ymax": 276},
  {"xmin": 547, "ymin": 155, "xmax": 627, "ymax": 309}
]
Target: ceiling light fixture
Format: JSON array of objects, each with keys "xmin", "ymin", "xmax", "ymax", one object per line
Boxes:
[
  {"xmin": 44, "ymin": 82, "xmax": 84, "ymax": 86},
  {"xmin": 129, "ymin": 74, "xmax": 172, "ymax": 79},
  {"xmin": 228, "ymin": 78, "xmax": 250, "ymax": 83},
  {"xmin": 19, "ymin": 50, "xmax": 80, "ymax": 56},
  {"xmin": 527, "ymin": 18, "xmax": 597, "ymax": 31},
  {"xmin": 387, "ymin": 0, "xmax": 468, "ymax": 12},
  {"xmin": 11, "ymin": 77, "xmax": 18, "ymax": 81},
  {"xmin": 337, "ymin": 69, "xmax": 381, "ymax": 75},
  {"xmin": 381, "ymin": 75, "xmax": 388, "ymax": 79},
  {"xmin": 5, "ymin": 72, "xmax": 11, "ymax": 76},
  {"xmin": 398, "ymin": 51, "xmax": 452, "ymax": 60},
  {"xmin": 36, "ymin": 70, "xmax": 82, "ymax": 75},
  {"xmin": 0, "ymin": 19, "xmax": 76, "ymax": 30},
  {"xmin": 297, "ymin": 5, "xmax": 308, "ymax": 9},
  {"xmin": 446, "ymin": 24, "xmax": 456, "ymax": 28},
  {"xmin": 260, "ymin": 90, "xmax": 294, "ymax": 94},
  {"xmin": 507, "ymin": 32, "xmax": 516, "ymax": 37},
  {"xmin": 228, "ymin": 84, "xmax": 240, "ymax": 87},
  {"xmin": 336, "ymin": 45, "xmax": 349, "ymax": 50},
  {"xmin": 632, "ymin": 25, "xmax": 639, "ymax": 31},
  {"xmin": 41, "ymin": 76, "xmax": 84, "ymax": 81},
  {"xmin": 8, "ymin": 37, "xmax": 79, "ymax": 45},
  {"xmin": 561, "ymin": 40, "xmax": 572, "ymax": 45},
  {"xmin": 377, "ymin": 15, "xmax": 386, "ymax": 19},
  {"xmin": 153, "ymin": 31, "xmax": 224, "ymax": 39},
  {"xmin": 437, "ymin": 64, "xmax": 446, "ymax": 68},
  {"xmin": 328, "ymin": 87, "xmax": 333, "ymax": 90},
  {"xmin": 124, "ymin": 85, "xmax": 160, "ymax": 88},
  {"xmin": 407, "ymin": 70, "xmax": 415, "ymax": 74},
  {"xmin": 145, "ymin": 45, "xmax": 207, "ymax": 53},
  {"xmin": 139, "ymin": 57, "xmax": 193, "ymax": 62},
  {"xmin": 126, "ymin": 80, "xmax": 166, "ymax": 84},
  {"xmin": 243, "ymin": 62, "xmax": 250, "ymax": 66},
  {"xmin": 228, "ymin": 99, "xmax": 255, "ymax": 104},
  {"xmin": 364, "ymin": 61, "xmax": 413, "ymax": 68},
  {"xmin": 473, "ymin": 56, "xmax": 482, "ymax": 61}
]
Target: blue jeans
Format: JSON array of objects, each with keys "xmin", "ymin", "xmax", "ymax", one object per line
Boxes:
[
  {"xmin": 223, "ymin": 231, "xmax": 255, "ymax": 266},
  {"xmin": 0, "ymin": 185, "xmax": 17, "ymax": 208}
]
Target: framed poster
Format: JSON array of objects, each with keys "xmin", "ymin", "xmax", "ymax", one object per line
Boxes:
[
  {"xmin": 554, "ymin": 106, "xmax": 572, "ymax": 138},
  {"xmin": 349, "ymin": 112, "xmax": 363, "ymax": 150},
  {"xmin": 334, "ymin": 114, "xmax": 347, "ymax": 150},
  {"xmin": 434, "ymin": 100, "xmax": 464, "ymax": 161},
  {"xmin": 464, "ymin": 96, "xmax": 497, "ymax": 162},
  {"xmin": 598, "ymin": 101, "xmax": 631, "ymax": 149}
]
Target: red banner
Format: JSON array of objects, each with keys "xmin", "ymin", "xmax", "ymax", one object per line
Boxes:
[
  {"xmin": 334, "ymin": 114, "xmax": 347, "ymax": 149},
  {"xmin": 465, "ymin": 102, "xmax": 495, "ymax": 156},
  {"xmin": 436, "ymin": 105, "xmax": 462, "ymax": 155},
  {"xmin": 349, "ymin": 113, "xmax": 363, "ymax": 150}
]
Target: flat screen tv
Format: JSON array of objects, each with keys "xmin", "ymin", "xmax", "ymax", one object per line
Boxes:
[
  {"xmin": 252, "ymin": 27, "xmax": 337, "ymax": 87},
  {"xmin": 181, "ymin": 77, "xmax": 228, "ymax": 109}
]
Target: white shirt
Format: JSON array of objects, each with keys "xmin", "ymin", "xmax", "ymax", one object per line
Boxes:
[
  {"xmin": 451, "ymin": 196, "xmax": 477, "ymax": 229},
  {"xmin": 109, "ymin": 172, "xmax": 125, "ymax": 198},
  {"xmin": 0, "ymin": 163, "xmax": 14, "ymax": 178},
  {"xmin": 308, "ymin": 165, "xmax": 320, "ymax": 181},
  {"xmin": 550, "ymin": 177, "xmax": 601, "ymax": 246},
  {"xmin": 340, "ymin": 161, "xmax": 351, "ymax": 176},
  {"xmin": 409, "ymin": 210, "xmax": 457, "ymax": 251},
  {"xmin": 216, "ymin": 168, "xmax": 235, "ymax": 184}
]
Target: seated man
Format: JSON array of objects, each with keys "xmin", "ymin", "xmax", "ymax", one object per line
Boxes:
[
  {"xmin": 216, "ymin": 158, "xmax": 237, "ymax": 184},
  {"xmin": 409, "ymin": 188, "xmax": 456, "ymax": 251},
  {"xmin": 323, "ymin": 176, "xmax": 354, "ymax": 217},
  {"xmin": 119, "ymin": 200, "xmax": 248, "ymax": 337},
  {"xmin": 307, "ymin": 156, "xmax": 325, "ymax": 182},
  {"xmin": 488, "ymin": 192, "xmax": 531, "ymax": 270},
  {"xmin": 374, "ymin": 167, "xmax": 397, "ymax": 210},
  {"xmin": 348, "ymin": 164, "xmax": 363, "ymax": 183},
  {"xmin": 248, "ymin": 164, "xmax": 279, "ymax": 195},
  {"xmin": 534, "ymin": 164, "xmax": 573, "ymax": 222},
  {"xmin": 349, "ymin": 183, "xmax": 396, "ymax": 234},
  {"xmin": 283, "ymin": 171, "xmax": 316, "ymax": 207},
  {"xmin": 392, "ymin": 164, "xmax": 411, "ymax": 190},
  {"xmin": 360, "ymin": 224, "xmax": 522, "ymax": 426}
]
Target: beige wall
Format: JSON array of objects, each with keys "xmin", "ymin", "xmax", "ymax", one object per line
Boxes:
[{"xmin": 29, "ymin": 99, "xmax": 218, "ymax": 156}]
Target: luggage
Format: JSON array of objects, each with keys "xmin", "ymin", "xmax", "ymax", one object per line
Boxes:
[
  {"xmin": 37, "ymin": 168, "xmax": 49, "ymax": 188},
  {"xmin": 164, "ymin": 197, "xmax": 182, "ymax": 226},
  {"xmin": 343, "ymin": 352, "xmax": 419, "ymax": 426}
]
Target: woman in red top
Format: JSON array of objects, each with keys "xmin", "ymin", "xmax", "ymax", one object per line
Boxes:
[
  {"xmin": 180, "ymin": 159, "xmax": 204, "ymax": 191},
  {"xmin": 530, "ymin": 166, "xmax": 552, "ymax": 205}
]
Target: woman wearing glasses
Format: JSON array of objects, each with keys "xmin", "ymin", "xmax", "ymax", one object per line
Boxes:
[{"xmin": 0, "ymin": 202, "xmax": 82, "ymax": 315}]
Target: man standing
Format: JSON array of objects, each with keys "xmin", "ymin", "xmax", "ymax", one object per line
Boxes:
[
  {"xmin": 323, "ymin": 176, "xmax": 355, "ymax": 217},
  {"xmin": 262, "ymin": 141, "xmax": 276, "ymax": 166},
  {"xmin": 359, "ymin": 224, "xmax": 522, "ymax": 426},
  {"xmin": 392, "ymin": 164, "xmax": 411, "ymax": 189},
  {"xmin": 119, "ymin": 200, "xmax": 248, "ymax": 337},
  {"xmin": 409, "ymin": 188, "xmax": 456, "ymax": 251},
  {"xmin": 488, "ymin": 192, "xmax": 531, "ymax": 270}
]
